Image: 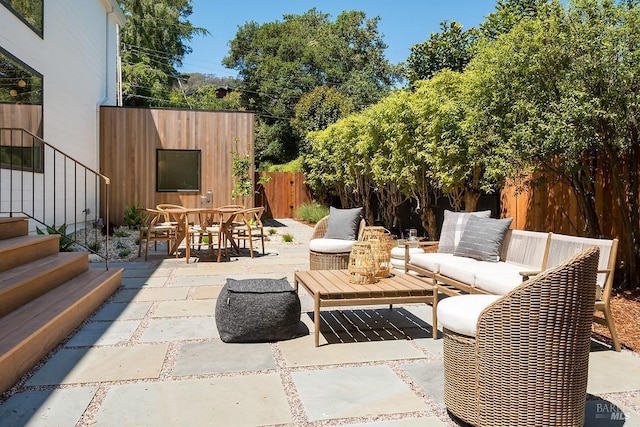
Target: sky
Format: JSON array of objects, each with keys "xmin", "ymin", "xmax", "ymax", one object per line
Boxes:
[{"xmin": 180, "ymin": 0, "xmax": 499, "ymax": 77}]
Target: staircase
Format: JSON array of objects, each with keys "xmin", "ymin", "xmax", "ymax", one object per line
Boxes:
[{"xmin": 0, "ymin": 217, "xmax": 122, "ymax": 394}]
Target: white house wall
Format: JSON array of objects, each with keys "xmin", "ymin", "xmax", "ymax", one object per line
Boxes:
[{"xmin": 0, "ymin": 0, "xmax": 124, "ymax": 230}]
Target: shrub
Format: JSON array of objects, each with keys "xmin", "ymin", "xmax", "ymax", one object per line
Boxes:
[
  {"xmin": 123, "ymin": 203, "xmax": 145, "ymax": 229},
  {"xmin": 281, "ymin": 233, "xmax": 294, "ymax": 243},
  {"xmin": 268, "ymin": 228, "xmax": 277, "ymax": 235},
  {"xmin": 296, "ymin": 201, "xmax": 329, "ymax": 223},
  {"xmin": 36, "ymin": 224, "xmax": 75, "ymax": 252},
  {"xmin": 118, "ymin": 248, "xmax": 132, "ymax": 258},
  {"xmin": 114, "ymin": 228, "xmax": 130, "ymax": 238},
  {"xmin": 87, "ymin": 241, "xmax": 102, "ymax": 252}
]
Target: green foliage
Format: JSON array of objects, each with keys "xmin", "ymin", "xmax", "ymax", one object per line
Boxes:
[
  {"xmin": 118, "ymin": 248, "xmax": 133, "ymax": 258},
  {"xmin": 281, "ymin": 233, "xmax": 294, "ymax": 243},
  {"xmin": 223, "ymin": 8, "xmax": 401, "ymax": 164},
  {"xmin": 123, "ymin": 204, "xmax": 145, "ymax": 229},
  {"xmin": 231, "ymin": 146, "xmax": 253, "ymax": 200},
  {"xmin": 87, "ymin": 241, "xmax": 102, "ymax": 252},
  {"xmin": 265, "ymin": 157, "xmax": 304, "ymax": 172},
  {"xmin": 406, "ymin": 20, "xmax": 478, "ymax": 86},
  {"xmin": 113, "ymin": 228, "xmax": 130, "ymax": 238},
  {"xmin": 465, "ymin": 0, "xmax": 640, "ymax": 286},
  {"xmin": 119, "ymin": 0, "xmax": 209, "ymax": 107},
  {"xmin": 292, "ymin": 86, "xmax": 355, "ymax": 147},
  {"xmin": 36, "ymin": 224, "xmax": 75, "ymax": 252},
  {"xmin": 295, "ymin": 202, "xmax": 330, "ymax": 223},
  {"xmin": 268, "ymin": 228, "xmax": 278, "ymax": 235}
]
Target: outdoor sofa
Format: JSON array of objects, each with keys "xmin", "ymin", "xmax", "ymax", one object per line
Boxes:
[{"xmin": 404, "ymin": 210, "xmax": 621, "ymax": 351}]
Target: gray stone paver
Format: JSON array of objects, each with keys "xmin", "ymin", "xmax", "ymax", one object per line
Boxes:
[
  {"xmin": 139, "ymin": 317, "xmax": 218, "ymax": 342},
  {"xmin": 26, "ymin": 344, "xmax": 168, "ymax": 385},
  {"xmin": 173, "ymin": 341, "xmax": 276, "ymax": 376},
  {"xmin": 291, "ymin": 365, "xmax": 429, "ymax": 421},
  {"xmin": 92, "ymin": 375, "xmax": 293, "ymax": 426},
  {"xmin": 151, "ymin": 299, "xmax": 216, "ymax": 318},
  {"xmin": 400, "ymin": 361, "xmax": 445, "ymax": 407},
  {"xmin": 111, "ymin": 287, "xmax": 189, "ymax": 303},
  {"xmin": 65, "ymin": 320, "xmax": 140, "ymax": 346},
  {"xmin": 90, "ymin": 301, "xmax": 152, "ymax": 321},
  {"xmin": 588, "ymin": 350, "xmax": 640, "ymax": 394},
  {"xmin": 2, "ymin": 219, "xmax": 640, "ymax": 427},
  {"xmin": 0, "ymin": 387, "xmax": 97, "ymax": 427},
  {"xmin": 121, "ymin": 276, "xmax": 168, "ymax": 288}
]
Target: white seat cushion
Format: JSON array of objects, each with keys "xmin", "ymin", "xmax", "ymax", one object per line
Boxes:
[
  {"xmin": 437, "ymin": 295, "xmax": 501, "ymax": 337},
  {"xmin": 390, "ymin": 246, "xmax": 423, "ymax": 259},
  {"xmin": 409, "ymin": 252, "xmax": 455, "ymax": 273},
  {"xmin": 438, "ymin": 256, "xmax": 487, "ymax": 285},
  {"xmin": 309, "ymin": 238, "xmax": 356, "ymax": 254},
  {"xmin": 474, "ymin": 262, "xmax": 531, "ymax": 295}
]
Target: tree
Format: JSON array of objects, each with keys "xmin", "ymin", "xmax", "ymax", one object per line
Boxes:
[
  {"xmin": 480, "ymin": 0, "xmax": 552, "ymax": 39},
  {"xmin": 405, "ymin": 20, "xmax": 478, "ymax": 86},
  {"xmin": 119, "ymin": 0, "xmax": 208, "ymax": 106},
  {"xmin": 467, "ymin": 0, "xmax": 640, "ymax": 287},
  {"xmin": 223, "ymin": 8, "xmax": 401, "ymax": 165},
  {"xmin": 292, "ymin": 85, "xmax": 355, "ymax": 149}
]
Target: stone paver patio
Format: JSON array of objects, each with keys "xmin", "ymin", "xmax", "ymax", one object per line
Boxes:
[{"xmin": 0, "ymin": 218, "xmax": 639, "ymax": 426}]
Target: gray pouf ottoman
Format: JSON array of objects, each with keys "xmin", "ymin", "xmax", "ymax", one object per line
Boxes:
[{"xmin": 215, "ymin": 278, "xmax": 301, "ymax": 343}]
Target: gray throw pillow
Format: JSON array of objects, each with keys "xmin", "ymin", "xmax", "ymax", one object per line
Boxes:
[
  {"xmin": 323, "ymin": 207, "xmax": 363, "ymax": 240},
  {"xmin": 453, "ymin": 216, "xmax": 514, "ymax": 262},
  {"xmin": 437, "ymin": 210, "xmax": 491, "ymax": 253}
]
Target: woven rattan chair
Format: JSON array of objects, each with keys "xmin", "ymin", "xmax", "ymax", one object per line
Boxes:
[
  {"xmin": 440, "ymin": 246, "xmax": 600, "ymax": 427},
  {"xmin": 309, "ymin": 215, "xmax": 366, "ymax": 270}
]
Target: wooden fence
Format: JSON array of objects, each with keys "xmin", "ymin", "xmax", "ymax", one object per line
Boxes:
[{"xmin": 256, "ymin": 171, "xmax": 312, "ymax": 218}]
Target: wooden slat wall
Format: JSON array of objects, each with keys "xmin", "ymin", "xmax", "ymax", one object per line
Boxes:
[
  {"xmin": 256, "ymin": 171, "xmax": 312, "ymax": 218},
  {"xmin": 100, "ymin": 106, "xmax": 254, "ymax": 226},
  {"xmin": 0, "ymin": 104, "xmax": 43, "ymax": 136}
]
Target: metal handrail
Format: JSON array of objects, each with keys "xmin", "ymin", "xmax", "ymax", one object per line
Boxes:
[{"xmin": 0, "ymin": 127, "xmax": 111, "ymax": 269}]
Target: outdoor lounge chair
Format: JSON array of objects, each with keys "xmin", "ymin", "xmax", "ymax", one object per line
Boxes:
[
  {"xmin": 308, "ymin": 208, "xmax": 365, "ymax": 270},
  {"xmin": 438, "ymin": 246, "xmax": 599, "ymax": 426}
]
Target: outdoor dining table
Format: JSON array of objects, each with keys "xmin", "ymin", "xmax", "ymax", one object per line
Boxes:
[{"xmin": 164, "ymin": 206, "xmax": 243, "ymax": 263}]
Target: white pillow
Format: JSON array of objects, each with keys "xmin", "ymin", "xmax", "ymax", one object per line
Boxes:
[{"xmin": 437, "ymin": 210, "xmax": 491, "ymax": 254}]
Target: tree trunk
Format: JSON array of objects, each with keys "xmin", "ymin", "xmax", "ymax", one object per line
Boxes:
[{"xmin": 463, "ymin": 190, "xmax": 481, "ymax": 213}]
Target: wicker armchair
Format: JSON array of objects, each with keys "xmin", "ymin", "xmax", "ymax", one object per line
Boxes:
[
  {"xmin": 309, "ymin": 215, "xmax": 366, "ymax": 270},
  {"xmin": 439, "ymin": 246, "xmax": 600, "ymax": 426}
]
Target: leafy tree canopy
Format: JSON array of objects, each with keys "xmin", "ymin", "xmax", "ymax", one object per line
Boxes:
[
  {"xmin": 223, "ymin": 8, "xmax": 402, "ymax": 165},
  {"xmin": 119, "ymin": 0, "xmax": 208, "ymax": 106}
]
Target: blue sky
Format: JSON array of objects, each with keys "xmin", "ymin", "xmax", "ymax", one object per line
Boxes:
[{"xmin": 181, "ymin": 0, "xmax": 498, "ymax": 76}]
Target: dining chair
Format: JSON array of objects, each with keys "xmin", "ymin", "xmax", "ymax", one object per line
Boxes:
[
  {"xmin": 232, "ymin": 207, "xmax": 266, "ymax": 258},
  {"xmin": 137, "ymin": 208, "xmax": 178, "ymax": 260},
  {"xmin": 189, "ymin": 209, "xmax": 221, "ymax": 253}
]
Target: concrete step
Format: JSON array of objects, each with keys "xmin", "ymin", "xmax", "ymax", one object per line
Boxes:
[
  {"xmin": 0, "ymin": 267, "xmax": 122, "ymax": 394},
  {"xmin": 0, "ymin": 252, "xmax": 89, "ymax": 317},
  {"xmin": 0, "ymin": 217, "xmax": 28, "ymax": 240},
  {"xmin": 0, "ymin": 234, "xmax": 60, "ymax": 273}
]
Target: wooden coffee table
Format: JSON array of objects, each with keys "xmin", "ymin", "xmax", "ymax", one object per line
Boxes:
[{"xmin": 294, "ymin": 270, "xmax": 437, "ymax": 347}]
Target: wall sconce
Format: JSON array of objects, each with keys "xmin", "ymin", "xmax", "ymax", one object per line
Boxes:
[{"xmin": 201, "ymin": 189, "xmax": 213, "ymax": 207}]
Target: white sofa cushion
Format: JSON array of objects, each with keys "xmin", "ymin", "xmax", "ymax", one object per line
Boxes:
[
  {"xmin": 474, "ymin": 262, "xmax": 531, "ymax": 295},
  {"xmin": 309, "ymin": 238, "xmax": 355, "ymax": 254},
  {"xmin": 390, "ymin": 246, "xmax": 422, "ymax": 259},
  {"xmin": 437, "ymin": 294, "xmax": 501, "ymax": 337},
  {"xmin": 409, "ymin": 252, "xmax": 456, "ymax": 274}
]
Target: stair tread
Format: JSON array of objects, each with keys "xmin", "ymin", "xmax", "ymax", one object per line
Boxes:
[
  {"xmin": 0, "ymin": 269, "xmax": 122, "ymax": 351},
  {"xmin": 0, "ymin": 252, "xmax": 88, "ymax": 293},
  {"xmin": 0, "ymin": 235, "xmax": 58, "ymax": 251}
]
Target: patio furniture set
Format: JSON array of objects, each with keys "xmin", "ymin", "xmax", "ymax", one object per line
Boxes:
[
  {"xmin": 296, "ymin": 207, "xmax": 618, "ymax": 426},
  {"xmin": 137, "ymin": 204, "xmax": 265, "ymax": 263}
]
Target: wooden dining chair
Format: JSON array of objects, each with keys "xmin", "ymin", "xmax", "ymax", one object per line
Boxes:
[
  {"xmin": 232, "ymin": 207, "xmax": 265, "ymax": 258},
  {"xmin": 137, "ymin": 208, "xmax": 177, "ymax": 260}
]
